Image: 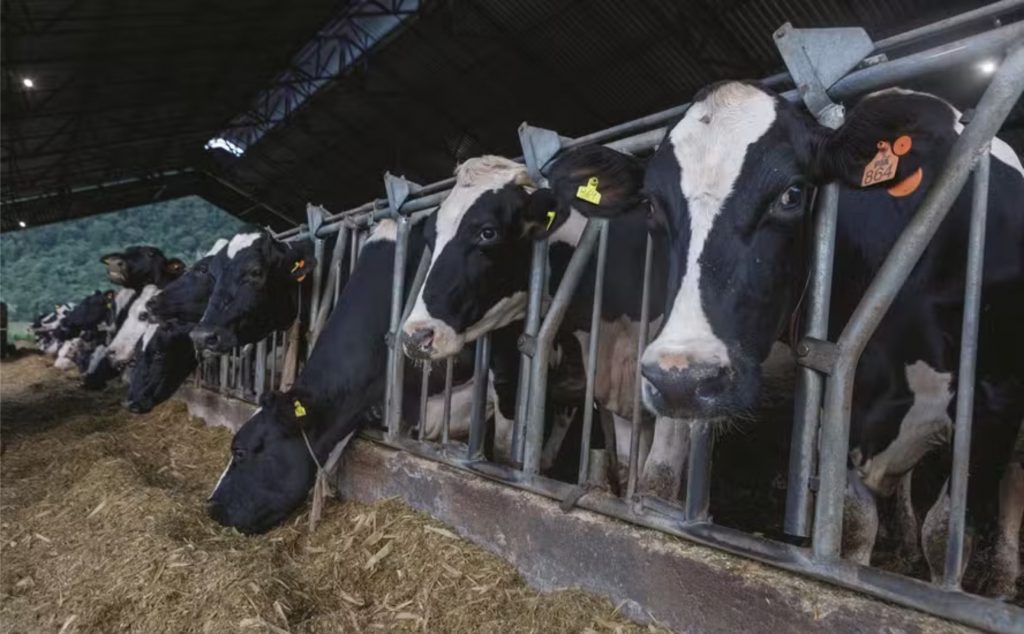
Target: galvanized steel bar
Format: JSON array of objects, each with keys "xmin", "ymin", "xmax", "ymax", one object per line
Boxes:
[
  {"xmin": 254, "ymin": 339, "xmax": 267, "ymax": 396},
  {"xmin": 385, "ymin": 215, "xmax": 412, "ymax": 439},
  {"xmin": 813, "ymin": 42, "xmax": 1024, "ymax": 560},
  {"xmin": 578, "ymin": 220, "xmax": 610, "ymax": 483},
  {"xmin": 467, "ymin": 334, "xmax": 492, "ymax": 461},
  {"xmin": 943, "ymin": 149, "xmax": 991, "ymax": 589},
  {"xmin": 402, "ymin": 249, "xmax": 433, "ymax": 325},
  {"xmin": 417, "ymin": 364, "xmax": 431, "ymax": 442},
  {"xmin": 269, "ymin": 331, "xmax": 278, "ymax": 390},
  {"xmin": 307, "ymin": 239, "xmax": 325, "ymax": 357},
  {"xmin": 627, "ymin": 234, "xmax": 655, "ymax": 501},
  {"xmin": 685, "ymin": 421, "xmax": 713, "ymax": 522},
  {"xmin": 350, "ymin": 225, "xmax": 360, "ymax": 274},
  {"xmin": 442, "ymin": 357, "xmax": 454, "ymax": 446},
  {"xmin": 512, "ymin": 239, "xmax": 548, "ymax": 464},
  {"xmin": 524, "ymin": 219, "xmax": 604, "ymax": 475},
  {"xmin": 364, "ymin": 425, "xmax": 1023, "ymax": 634},
  {"xmin": 785, "ymin": 183, "xmax": 840, "ymax": 538},
  {"xmin": 874, "ymin": 0, "xmax": 1024, "ymax": 52}
]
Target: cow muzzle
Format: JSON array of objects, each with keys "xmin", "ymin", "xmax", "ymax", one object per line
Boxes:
[{"xmin": 401, "ymin": 318, "xmax": 462, "ymax": 360}]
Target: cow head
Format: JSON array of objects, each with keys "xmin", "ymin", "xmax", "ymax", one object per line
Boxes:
[
  {"xmin": 145, "ymin": 247, "xmax": 225, "ymax": 325},
  {"xmin": 207, "ymin": 389, "xmax": 324, "ymax": 534},
  {"xmin": 106, "ymin": 284, "xmax": 161, "ymax": 369},
  {"xmin": 100, "ymin": 246, "xmax": 185, "ymax": 290},
  {"xmin": 58, "ymin": 290, "xmax": 115, "ymax": 340},
  {"xmin": 126, "ymin": 321, "xmax": 198, "ymax": 414},
  {"xmin": 547, "ymin": 82, "xmax": 957, "ymax": 419},
  {"xmin": 401, "ymin": 156, "xmax": 561, "ymax": 359},
  {"xmin": 191, "ymin": 231, "xmax": 314, "ymax": 354}
]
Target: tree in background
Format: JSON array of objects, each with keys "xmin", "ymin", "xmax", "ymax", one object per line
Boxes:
[{"xmin": 0, "ymin": 196, "xmax": 248, "ymax": 320}]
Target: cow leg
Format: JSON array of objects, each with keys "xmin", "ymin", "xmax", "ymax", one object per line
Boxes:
[
  {"xmin": 893, "ymin": 470, "xmax": 921, "ymax": 560},
  {"xmin": 540, "ymin": 406, "xmax": 577, "ymax": 472},
  {"xmin": 921, "ymin": 479, "xmax": 974, "ymax": 584},
  {"xmin": 988, "ymin": 461, "xmax": 1024, "ymax": 599},
  {"xmin": 597, "ymin": 408, "xmax": 621, "ymax": 495},
  {"xmin": 638, "ymin": 417, "xmax": 688, "ymax": 502},
  {"xmin": 842, "ymin": 470, "xmax": 879, "ymax": 566}
]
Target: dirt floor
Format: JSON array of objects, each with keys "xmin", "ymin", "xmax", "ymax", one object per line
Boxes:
[{"xmin": 0, "ymin": 352, "xmax": 661, "ymax": 634}]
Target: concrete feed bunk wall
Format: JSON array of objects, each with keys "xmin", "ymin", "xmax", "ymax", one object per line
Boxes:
[{"xmin": 176, "ymin": 387, "xmax": 969, "ymax": 633}]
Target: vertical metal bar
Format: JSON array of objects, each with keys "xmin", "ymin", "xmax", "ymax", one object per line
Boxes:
[
  {"xmin": 943, "ymin": 149, "xmax": 990, "ymax": 588},
  {"xmin": 219, "ymin": 351, "xmax": 228, "ymax": 393},
  {"xmin": 627, "ymin": 234, "xmax": 655, "ymax": 501},
  {"xmin": 467, "ymin": 333, "xmax": 492, "ymax": 461},
  {"xmin": 578, "ymin": 221, "xmax": 609, "ymax": 483},
  {"xmin": 685, "ymin": 421, "xmax": 714, "ymax": 522},
  {"xmin": 307, "ymin": 238, "xmax": 324, "ymax": 358},
  {"xmin": 524, "ymin": 219, "xmax": 605, "ymax": 475},
  {"xmin": 785, "ymin": 184, "xmax": 840, "ymax": 537},
  {"xmin": 333, "ymin": 260, "xmax": 342, "ymax": 308},
  {"xmin": 441, "ymin": 357, "xmax": 454, "ymax": 446},
  {"xmin": 350, "ymin": 225, "xmax": 360, "ymax": 274},
  {"xmin": 401, "ymin": 248, "xmax": 433, "ymax": 324},
  {"xmin": 813, "ymin": 46, "xmax": 1024, "ymax": 560},
  {"xmin": 254, "ymin": 340, "xmax": 267, "ymax": 397},
  {"xmin": 512, "ymin": 239, "xmax": 548, "ymax": 464},
  {"xmin": 269, "ymin": 331, "xmax": 278, "ymax": 391},
  {"xmin": 417, "ymin": 364, "xmax": 431, "ymax": 442},
  {"xmin": 385, "ymin": 216, "xmax": 411, "ymax": 439}
]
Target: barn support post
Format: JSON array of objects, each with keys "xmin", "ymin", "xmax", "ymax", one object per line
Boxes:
[
  {"xmin": 772, "ymin": 22, "xmax": 860, "ymax": 539},
  {"xmin": 626, "ymin": 233, "xmax": 654, "ymax": 503},
  {"xmin": 812, "ymin": 41, "xmax": 1024, "ymax": 561},
  {"xmin": 467, "ymin": 332, "xmax": 492, "ymax": 462},
  {"xmin": 943, "ymin": 148, "xmax": 991, "ymax": 588},
  {"xmin": 577, "ymin": 220, "xmax": 610, "ymax": 484},
  {"xmin": 523, "ymin": 219, "xmax": 605, "ymax": 476}
]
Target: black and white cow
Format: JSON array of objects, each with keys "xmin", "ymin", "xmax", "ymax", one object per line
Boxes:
[
  {"xmin": 124, "ymin": 240, "xmax": 230, "ymax": 413},
  {"xmin": 33, "ymin": 303, "xmax": 73, "ymax": 355},
  {"xmin": 399, "ymin": 155, "xmax": 684, "ymax": 494},
  {"xmin": 207, "ymin": 220, "xmax": 437, "ymax": 533},
  {"xmin": 100, "ymin": 246, "xmax": 185, "ymax": 290},
  {"xmin": 543, "ymin": 82, "xmax": 1023, "ymax": 596},
  {"xmin": 190, "ymin": 232, "xmax": 316, "ymax": 353}
]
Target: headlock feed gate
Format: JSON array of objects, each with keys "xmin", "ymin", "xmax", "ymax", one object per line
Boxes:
[{"xmin": 193, "ymin": 6, "xmax": 1024, "ymax": 632}]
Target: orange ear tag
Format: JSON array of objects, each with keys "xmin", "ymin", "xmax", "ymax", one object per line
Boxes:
[
  {"xmin": 861, "ymin": 141, "xmax": 899, "ymax": 186},
  {"xmin": 887, "ymin": 167, "xmax": 923, "ymax": 197},
  {"xmin": 892, "ymin": 135, "xmax": 912, "ymax": 157}
]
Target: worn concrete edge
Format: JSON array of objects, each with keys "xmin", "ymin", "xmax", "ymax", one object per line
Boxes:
[{"xmin": 174, "ymin": 386, "xmax": 973, "ymax": 634}]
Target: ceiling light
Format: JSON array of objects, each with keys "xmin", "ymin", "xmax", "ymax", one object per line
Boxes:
[
  {"xmin": 978, "ymin": 60, "xmax": 997, "ymax": 75},
  {"xmin": 204, "ymin": 137, "xmax": 245, "ymax": 157},
  {"xmin": 18, "ymin": 220, "xmax": 27, "ymax": 228},
  {"xmin": 22, "ymin": 77, "xmax": 34, "ymax": 88}
]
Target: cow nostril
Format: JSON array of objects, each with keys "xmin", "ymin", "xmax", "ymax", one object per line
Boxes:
[
  {"xmin": 695, "ymin": 366, "xmax": 730, "ymax": 400},
  {"xmin": 410, "ymin": 328, "xmax": 434, "ymax": 349},
  {"xmin": 203, "ymin": 332, "xmax": 220, "ymax": 348}
]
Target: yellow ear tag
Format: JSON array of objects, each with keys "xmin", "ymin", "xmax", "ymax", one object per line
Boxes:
[
  {"xmin": 293, "ymin": 400, "xmax": 307, "ymax": 418},
  {"xmin": 576, "ymin": 177, "xmax": 602, "ymax": 204},
  {"xmin": 290, "ymin": 259, "xmax": 305, "ymax": 274},
  {"xmin": 545, "ymin": 210, "xmax": 557, "ymax": 231}
]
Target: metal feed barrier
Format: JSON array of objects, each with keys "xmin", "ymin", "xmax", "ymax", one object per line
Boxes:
[{"xmin": 194, "ymin": 5, "xmax": 1024, "ymax": 631}]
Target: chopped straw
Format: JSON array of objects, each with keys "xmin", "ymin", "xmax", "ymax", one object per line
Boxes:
[{"xmin": 1, "ymin": 352, "xmax": 662, "ymax": 633}]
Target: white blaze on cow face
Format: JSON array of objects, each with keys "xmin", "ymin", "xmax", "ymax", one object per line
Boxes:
[
  {"xmin": 403, "ymin": 156, "xmax": 533, "ymax": 359},
  {"xmin": 206, "ymin": 238, "xmax": 230, "ymax": 257},
  {"xmin": 642, "ymin": 83, "xmax": 777, "ymax": 389},
  {"xmin": 108, "ymin": 284, "xmax": 161, "ymax": 365},
  {"xmin": 226, "ymin": 232, "xmax": 262, "ymax": 259}
]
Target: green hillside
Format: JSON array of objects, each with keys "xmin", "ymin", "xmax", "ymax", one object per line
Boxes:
[{"xmin": 0, "ymin": 197, "xmax": 248, "ymax": 320}]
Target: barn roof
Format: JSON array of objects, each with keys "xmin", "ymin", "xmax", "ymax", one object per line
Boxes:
[{"xmin": 3, "ymin": 0, "xmax": 1023, "ymax": 232}]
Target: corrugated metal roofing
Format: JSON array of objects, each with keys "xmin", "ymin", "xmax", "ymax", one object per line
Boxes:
[{"xmin": 3, "ymin": 0, "xmax": 1022, "ymax": 231}]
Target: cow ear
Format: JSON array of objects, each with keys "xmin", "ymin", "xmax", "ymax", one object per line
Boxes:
[
  {"xmin": 521, "ymin": 188, "xmax": 564, "ymax": 239},
  {"xmin": 164, "ymin": 258, "xmax": 186, "ymax": 277},
  {"xmin": 546, "ymin": 144, "xmax": 646, "ymax": 218},
  {"xmin": 816, "ymin": 92, "xmax": 953, "ymax": 197},
  {"xmin": 285, "ymin": 240, "xmax": 317, "ymax": 282}
]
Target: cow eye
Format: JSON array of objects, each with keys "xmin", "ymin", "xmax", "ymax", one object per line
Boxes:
[
  {"xmin": 772, "ymin": 183, "xmax": 807, "ymax": 220},
  {"xmin": 478, "ymin": 227, "xmax": 498, "ymax": 243},
  {"xmin": 233, "ymin": 447, "xmax": 247, "ymax": 461}
]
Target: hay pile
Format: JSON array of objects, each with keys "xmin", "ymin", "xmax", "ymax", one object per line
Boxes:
[{"xmin": 1, "ymin": 354, "xmax": 660, "ymax": 633}]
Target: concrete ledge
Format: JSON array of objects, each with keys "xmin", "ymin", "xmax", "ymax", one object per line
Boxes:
[
  {"xmin": 336, "ymin": 441, "xmax": 970, "ymax": 634},
  {"xmin": 176, "ymin": 385, "xmax": 256, "ymax": 432}
]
